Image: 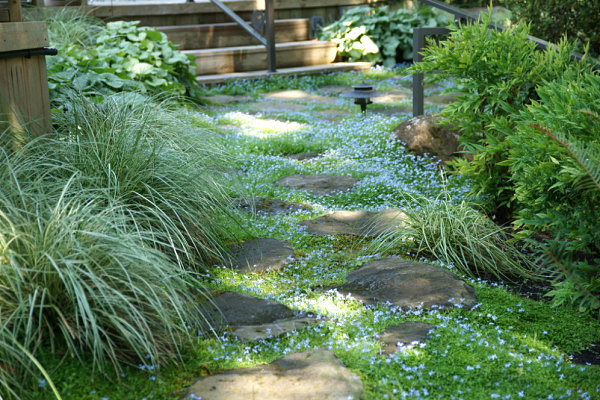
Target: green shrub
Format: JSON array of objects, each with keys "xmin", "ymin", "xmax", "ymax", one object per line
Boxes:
[
  {"xmin": 410, "ymin": 11, "xmax": 591, "ymax": 222},
  {"xmin": 319, "ymin": 5, "xmax": 449, "ymax": 67},
  {"xmin": 503, "ymin": 0, "xmax": 600, "ymax": 57},
  {"xmin": 46, "ymin": 18, "xmax": 201, "ymax": 102},
  {"xmin": 507, "ymin": 73, "xmax": 600, "ymax": 315},
  {"xmin": 51, "ymin": 94, "xmax": 235, "ymax": 267},
  {"xmin": 371, "ymin": 194, "xmax": 538, "ymax": 282},
  {"xmin": 411, "ymin": 10, "xmax": 599, "ymax": 314}
]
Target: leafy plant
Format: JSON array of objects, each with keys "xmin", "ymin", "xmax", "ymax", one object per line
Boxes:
[
  {"xmin": 320, "ymin": 5, "xmax": 449, "ymax": 67},
  {"xmin": 370, "ymin": 193, "xmax": 539, "ymax": 282},
  {"xmin": 410, "ymin": 11, "xmax": 591, "ymax": 222},
  {"xmin": 47, "ymin": 20, "xmax": 201, "ymax": 102}
]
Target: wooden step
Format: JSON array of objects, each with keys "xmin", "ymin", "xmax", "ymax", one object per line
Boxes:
[
  {"xmin": 158, "ymin": 19, "xmax": 311, "ymax": 50},
  {"xmin": 195, "ymin": 62, "xmax": 372, "ymax": 85},
  {"xmin": 184, "ymin": 40, "xmax": 338, "ymax": 75}
]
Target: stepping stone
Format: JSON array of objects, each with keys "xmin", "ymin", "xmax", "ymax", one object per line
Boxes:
[
  {"xmin": 264, "ymin": 90, "xmax": 335, "ymax": 104},
  {"xmin": 201, "ymin": 292, "xmax": 319, "ymax": 341},
  {"xmin": 208, "ymin": 94, "xmax": 253, "ymax": 104},
  {"xmin": 246, "ymin": 100, "xmax": 308, "ymax": 113},
  {"xmin": 299, "ymin": 209, "xmax": 405, "ymax": 237},
  {"xmin": 225, "ymin": 238, "xmax": 295, "ymax": 273},
  {"xmin": 330, "ymin": 258, "xmax": 477, "ymax": 310},
  {"xmin": 232, "ymin": 317, "xmax": 318, "ymax": 342},
  {"xmin": 202, "ymin": 292, "xmax": 295, "ymax": 328},
  {"xmin": 275, "ymin": 174, "xmax": 359, "ymax": 196},
  {"xmin": 185, "ymin": 349, "xmax": 363, "ymax": 400},
  {"xmin": 235, "ymin": 197, "xmax": 312, "ymax": 215},
  {"xmin": 379, "ymin": 322, "xmax": 437, "ymax": 355},
  {"xmin": 286, "ymin": 152, "xmax": 321, "ymax": 161}
]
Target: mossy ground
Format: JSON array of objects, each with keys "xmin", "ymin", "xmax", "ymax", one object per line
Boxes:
[{"xmin": 32, "ymin": 68, "xmax": 600, "ymax": 400}]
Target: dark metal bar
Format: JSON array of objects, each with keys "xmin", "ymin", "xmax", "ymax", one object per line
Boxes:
[
  {"xmin": 412, "ymin": 27, "xmax": 449, "ymax": 117},
  {"xmin": 209, "ymin": 0, "xmax": 267, "ymax": 46},
  {"xmin": 0, "ymin": 47, "xmax": 57, "ymax": 60},
  {"xmin": 265, "ymin": 0, "xmax": 276, "ymax": 72}
]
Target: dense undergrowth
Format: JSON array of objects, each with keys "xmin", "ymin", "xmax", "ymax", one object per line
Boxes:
[{"xmin": 411, "ymin": 11, "xmax": 600, "ymax": 315}]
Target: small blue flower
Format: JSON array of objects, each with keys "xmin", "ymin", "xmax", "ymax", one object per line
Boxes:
[{"xmin": 38, "ymin": 379, "xmax": 47, "ymax": 388}]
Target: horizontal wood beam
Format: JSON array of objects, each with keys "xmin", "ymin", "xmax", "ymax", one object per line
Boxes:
[
  {"xmin": 87, "ymin": 0, "xmax": 385, "ymax": 18},
  {"xmin": 0, "ymin": 22, "xmax": 49, "ymax": 52}
]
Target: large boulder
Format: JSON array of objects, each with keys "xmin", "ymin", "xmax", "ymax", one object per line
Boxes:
[{"xmin": 392, "ymin": 114, "xmax": 460, "ymax": 163}]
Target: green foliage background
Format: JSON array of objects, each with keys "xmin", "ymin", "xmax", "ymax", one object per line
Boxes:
[
  {"xmin": 411, "ymin": 12, "xmax": 600, "ymax": 314},
  {"xmin": 319, "ymin": 5, "xmax": 449, "ymax": 67},
  {"xmin": 46, "ymin": 17, "xmax": 201, "ymax": 102}
]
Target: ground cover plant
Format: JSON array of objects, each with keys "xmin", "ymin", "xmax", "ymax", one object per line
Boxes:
[{"xmin": 22, "ymin": 67, "xmax": 600, "ymax": 400}]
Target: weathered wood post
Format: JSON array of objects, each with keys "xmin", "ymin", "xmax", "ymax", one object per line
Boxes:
[{"xmin": 0, "ymin": 0, "xmax": 53, "ymax": 141}]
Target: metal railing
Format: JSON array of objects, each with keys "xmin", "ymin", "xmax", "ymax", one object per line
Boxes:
[
  {"xmin": 209, "ymin": 0, "xmax": 276, "ymax": 72},
  {"xmin": 412, "ymin": 0, "xmax": 595, "ymax": 117}
]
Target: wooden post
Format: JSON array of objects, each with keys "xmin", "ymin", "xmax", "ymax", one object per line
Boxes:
[
  {"xmin": 0, "ymin": 21, "xmax": 53, "ymax": 139},
  {"xmin": 8, "ymin": 0, "xmax": 23, "ymax": 22}
]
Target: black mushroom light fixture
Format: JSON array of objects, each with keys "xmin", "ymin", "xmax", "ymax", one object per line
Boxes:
[{"xmin": 341, "ymin": 84, "xmax": 382, "ymax": 113}]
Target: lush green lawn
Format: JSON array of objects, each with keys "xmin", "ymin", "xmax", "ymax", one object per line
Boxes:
[{"xmin": 31, "ymin": 70, "xmax": 600, "ymax": 400}]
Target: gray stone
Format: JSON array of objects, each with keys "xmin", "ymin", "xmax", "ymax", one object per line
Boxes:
[
  {"xmin": 286, "ymin": 152, "xmax": 321, "ymax": 161},
  {"xmin": 225, "ymin": 238, "xmax": 295, "ymax": 273},
  {"xmin": 379, "ymin": 322, "xmax": 437, "ymax": 355},
  {"xmin": 202, "ymin": 292, "xmax": 295, "ymax": 328},
  {"xmin": 331, "ymin": 258, "xmax": 477, "ymax": 310},
  {"xmin": 232, "ymin": 317, "xmax": 319, "ymax": 341},
  {"xmin": 185, "ymin": 349, "xmax": 363, "ymax": 400},
  {"xmin": 235, "ymin": 198, "xmax": 312, "ymax": 215},
  {"xmin": 392, "ymin": 114, "xmax": 460, "ymax": 163},
  {"xmin": 208, "ymin": 94, "xmax": 253, "ymax": 104},
  {"xmin": 274, "ymin": 174, "xmax": 359, "ymax": 195},
  {"xmin": 300, "ymin": 209, "xmax": 406, "ymax": 237}
]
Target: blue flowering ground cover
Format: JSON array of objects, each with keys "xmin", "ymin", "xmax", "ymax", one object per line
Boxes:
[{"xmin": 32, "ymin": 68, "xmax": 600, "ymax": 400}]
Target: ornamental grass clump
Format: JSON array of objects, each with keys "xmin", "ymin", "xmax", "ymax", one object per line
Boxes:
[
  {"xmin": 0, "ymin": 94, "xmax": 237, "ymax": 399},
  {"xmin": 372, "ymin": 195, "xmax": 539, "ymax": 282},
  {"xmin": 51, "ymin": 94, "xmax": 235, "ymax": 267}
]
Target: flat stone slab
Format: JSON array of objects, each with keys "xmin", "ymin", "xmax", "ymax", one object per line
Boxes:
[
  {"xmin": 232, "ymin": 317, "xmax": 318, "ymax": 341},
  {"xmin": 286, "ymin": 152, "xmax": 321, "ymax": 161},
  {"xmin": 331, "ymin": 258, "xmax": 477, "ymax": 310},
  {"xmin": 225, "ymin": 238, "xmax": 295, "ymax": 273},
  {"xmin": 235, "ymin": 198, "xmax": 312, "ymax": 215},
  {"xmin": 379, "ymin": 322, "xmax": 437, "ymax": 355},
  {"xmin": 299, "ymin": 209, "xmax": 406, "ymax": 237},
  {"xmin": 202, "ymin": 292, "xmax": 295, "ymax": 328},
  {"xmin": 264, "ymin": 90, "xmax": 335, "ymax": 104},
  {"xmin": 275, "ymin": 174, "xmax": 359, "ymax": 195},
  {"xmin": 208, "ymin": 94, "xmax": 253, "ymax": 104},
  {"xmin": 185, "ymin": 349, "xmax": 364, "ymax": 400}
]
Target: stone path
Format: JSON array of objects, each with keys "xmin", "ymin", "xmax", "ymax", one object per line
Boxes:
[
  {"xmin": 225, "ymin": 238, "xmax": 295, "ymax": 273},
  {"xmin": 275, "ymin": 174, "xmax": 359, "ymax": 195},
  {"xmin": 299, "ymin": 209, "xmax": 406, "ymax": 237},
  {"xmin": 186, "ymin": 80, "xmax": 473, "ymax": 400},
  {"xmin": 185, "ymin": 349, "xmax": 363, "ymax": 400}
]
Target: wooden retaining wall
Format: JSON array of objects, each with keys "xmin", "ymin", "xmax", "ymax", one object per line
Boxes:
[{"xmin": 86, "ymin": 0, "xmax": 391, "ymax": 26}]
